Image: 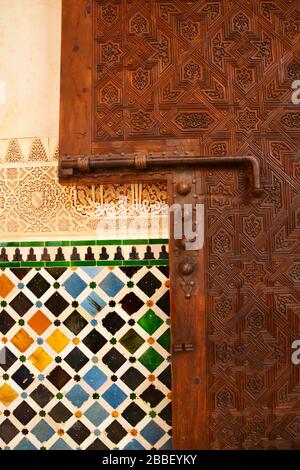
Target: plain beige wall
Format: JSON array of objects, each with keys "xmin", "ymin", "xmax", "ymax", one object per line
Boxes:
[{"xmin": 0, "ymin": 0, "xmax": 61, "ymax": 139}]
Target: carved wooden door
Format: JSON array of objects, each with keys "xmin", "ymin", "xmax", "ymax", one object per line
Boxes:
[{"xmin": 60, "ymin": 0, "xmax": 300, "ymax": 449}]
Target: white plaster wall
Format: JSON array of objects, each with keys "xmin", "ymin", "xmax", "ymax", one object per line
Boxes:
[{"xmin": 0, "ymin": 0, "xmax": 61, "ymax": 139}]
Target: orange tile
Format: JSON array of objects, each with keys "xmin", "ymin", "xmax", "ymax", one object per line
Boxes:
[
  {"xmin": 28, "ymin": 310, "xmax": 52, "ymax": 335},
  {"xmin": 0, "ymin": 384, "xmax": 18, "ymax": 406},
  {"xmin": 11, "ymin": 329, "xmax": 34, "ymax": 352},
  {"xmin": 0, "ymin": 274, "xmax": 15, "ymax": 298}
]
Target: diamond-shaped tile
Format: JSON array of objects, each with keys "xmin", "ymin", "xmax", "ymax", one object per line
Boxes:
[
  {"xmin": 66, "ymin": 384, "xmax": 89, "ymax": 408},
  {"xmin": 29, "ymin": 347, "xmax": 52, "ymax": 371},
  {"xmin": 139, "ymin": 347, "xmax": 164, "ymax": 372},
  {"xmin": 120, "ymin": 292, "xmax": 144, "ymax": 315},
  {"xmin": 137, "ymin": 309, "xmax": 164, "ymax": 335},
  {"xmin": 49, "ymin": 402, "xmax": 73, "ymax": 423},
  {"xmin": 45, "ymin": 268, "xmax": 67, "ymax": 280},
  {"xmin": 27, "ymin": 273, "xmax": 50, "ymax": 298},
  {"xmin": 30, "ymin": 384, "xmax": 54, "ymax": 408},
  {"xmin": 122, "ymin": 402, "xmax": 146, "ymax": 426},
  {"xmin": 140, "ymin": 384, "xmax": 165, "ymax": 408},
  {"xmin": 87, "ymin": 439, "xmax": 109, "ymax": 450},
  {"xmin": 0, "ymin": 383, "xmax": 19, "ymax": 406},
  {"xmin": 102, "ymin": 311, "xmax": 125, "ymax": 334},
  {"xmin": 47, "ymin": 366, "xmax": 71, "ymax": 390},
  {"xmin": 11, "ymin": 329, "xmax": 34, "ymax": 352},
  {"xmin": 102, "ymin": 347, "xmax": 126, "ymax": 372},
  {"xmin": 121, "ymin": 367, "xmax": 145, "ymax": 391},
  {"xmin": 45, "ymin": 292, "xmax": 69, "ymax": 316},
  {"xmin": 159, "ymin": 403, "xmax": 172, "ymax": 426},
  {"xmin": 63, "ymin": 310, "xmax": 88, "ymax": 335},
  {"xmin": 67, "ymin": 421, "xmax": 90, "ymax": 444},
  {"xmin": 81, "ymin": 292, "xmax": 106, "ymax": 316},
  {"xmin": 83, "ymin": 366, "xmax": 107, "ymax": 390},
  {"xmin": 124, "ymin": 439, "xmax": 145, "ymax": 450},
  {"xmin": 63, "ymin": 273, "xmax": 88, "ymax": 298},
  {"xmin": 156, "ymin": 291, "xmax": 170, "ymax": 316},
  {"xmin": 102, "ymin": 384, "xmax": 127, "ymax": 408},
  {"xmin": 82, "ymin": 330, "xmax": 106, "ymax": 353},
  {"xmin": 32, "ymin": 419, "xmax": 55, "ymax": 442},
  {"xmin": 13, "ymin": 401, "xmax": 36, "ymax": 425},
  {"xmin": 141, "ymin": 421, "xmax": 165, "ymax": 445},
  {"xmin": 120, "ymin": 329, "xmax": 145, "ymax": 354},
  {"xmin": 0, "ymin": 310, "xmax": 15, "ymax": 334},
  {"xmin": 0, "ymin": 273, "xmax": 15, "ymax": 298},
  {"xmin": 157, "ymin": 329, "xmax": 170, "ymax": 352},
  {"xmin": 99, "ymin": 272, "xmax": 125, "ymax": 297},
  {"xmin": 0, "ymin": 419, "xmax": 19, "ymax": 444},
  {"xmin": 158, "ymin": 365, "xmax": 171, "ymax": 390},
  {"xmin": 46, "ymin": 329, "xmax": 70, "ymax": 353},
  {"xmin": 137, "ymin": 272, "xmax": 162, "ymax": 297},
  {"xmin": 64, "ymin": 347, "xmax": 89, "ymax": 372},
  {"xmin": 84, "ymin": 402, "xmax": 109, "ymax": 426},
  {"xmin": 11, "ymin": 365, "xmax": 34, "ymax": 390},
  {"xmin": 0, "ymin": 347, "xmax": 17, "ymax": 372},
  {"xmin": 14, "ymin": 437, "xmax": 37, "ymax": 450},
  {"xmin": 50, "ymin": 439, "xmax": 72, "ymax": 450},
  {"xmin": 105, "ymin": 420, "xmax": 127, "ymax": 444},
  {"xmin": 28, "ymin": 310, "xmax": 52, "ymax": 335},
  {"xmin": 10, "ymin": 292, "xmax": 33, "ymax": 316}
]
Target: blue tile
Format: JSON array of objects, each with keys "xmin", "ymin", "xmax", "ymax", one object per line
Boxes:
[
  {"xmin": 83, "ymin": 366, "xmax": 107, "ymax": 390},
  {"xmin": 140, "ymin": 421, "xmax": 165, "ymax": 445},
  {"xmin": 81, "ymin": 267, "xmax": 103, "ymax": 278},
  {"xmin": 63, "ymin": 273, "xmax": 87, "ymax": 298},
  {"xmin": 14, "ymin": 438, "xmax": 38, "ymax": 450},
  {"xmin": 84, "ymin": 402, "xmax": 109, "ymax": 426},
  {"xmin": 50, "ymin": 439, "xmax": 72, "ymax": 450},
  {"xmin": 102, "ymin": 384, "xmax": 127, "ymax": 409},
  {"xmin": 123, "ymin": 439, "xmax": 145, "ymax": 450},
  {"xmin": 66, "ymin": 384, "xmax": 89, "ymax": 407},
  {"xmin": 31, "ymin": 419, "xmax": 55, "ymax": 442},
  {"xmin": 81, "ymin": 292, "xmax": 106, "ymax": 316},
  {"xmin": 99, "ymin": 272, "xmax": 125, "ymax": 297}
]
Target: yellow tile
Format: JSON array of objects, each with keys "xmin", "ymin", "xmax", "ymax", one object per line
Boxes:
[
  {"xmin": 11, "ymin": 329, "xmax": 34, "ymax": 352},
  {"xmin": 0, "ymin": 274, "xmax": 15, "ymax": 298},
  {"xmin": 0, "ymin": 384, "xmax": 19, "ymax": 406},
  {"xmin": 46, "ymin": 329, "xmax": 70, "ymax": 353},
  {"xmin": 29, "ymin": 347, "xmax": 52, "ymax": 371}
]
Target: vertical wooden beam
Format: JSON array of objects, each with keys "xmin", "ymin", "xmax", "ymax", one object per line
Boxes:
[{"xmin": 169, "ymin": 169, "xmax": 208, "ymax": 450}]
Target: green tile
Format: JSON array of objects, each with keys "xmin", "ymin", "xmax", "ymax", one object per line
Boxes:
[
  {"xmin": 0, "ymin": 242, "xmax": 20, "ymax": 247},
  {"xmin": 20, "ymin": 242, "xmax": 45, "ymax": 247},
  {"xmin": 137, "ymin": 309, "xmax": 164, "ymax": 335},
  {"xmin": 138, "ymin": 347, "xmax": 164, "ymax": 372},
  {"xmin": 0, "ymin": 262, "xmax": 20, "ymax": 268},
  {"xmin": 96, "ymin": 240, "xmax": 122, "ymax": 246},
  {"xmin": 124, "ymin": 260, "xmax": 149, "ymax": 266},
  {"xmin": 69, "ymin": 240, "xmax": 96, "ymax": 246},
  {"xmin": 20, "ymin": 262, "xmax": 45, "ymax": 268},
  {"xmin": 45, "ymin": 262, "xmax": 71, "ymax": 267},
  {"xmin": 120, "ymin": 329, "xmax": 145, "ymax": 354},
  {"xmin": 71, "ymin": 261, "xmax": 97, "ymax": 267},
  {"xmin": 122, "ymin": 239, "xmax": 149, "ymax": 245},
  {"xmin": 97, "ymin": 261, "xmax": 123, "ymax": 266},
  {"xmin": 157, "ymin": 329, "xmax": 170, "ymax": 352},
  {"xmin": 148, "ymin": 260, "xmax": 169, "ymax": 266},
  {"xmin": 149, "ymin": 239, "xmax": 169, "ymax": 245},
  {"xmin": 45, "ymin": 241, "xmax": 70, "ymax": 247}
]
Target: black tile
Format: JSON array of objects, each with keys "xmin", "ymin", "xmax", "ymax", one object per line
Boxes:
[
  {"xmin": 30, "ymin": 384, "xmax": 54, "ymax": 408},
  {"xmin": 87, "ymin": 439, "xmax": 109, "ymax": 450},
  {"xmin": 0, "ymin": 347, "xmax": 17, "ymax": 372},
  {"xmin": 82, "ymin": 330, "xmax": 106, "ymax": 354},
  {"xmin": 158, "ymin": 365, "xmax": 171, "ymax": 390},
  {"xmin": 122, "ymin": 402, "xmax": 146, "ymax": 426},
  {"xmin": 159, "ymin": 403, "xmax": 172, "ymax": 426},
  {"xmin": 157, "ymin": 266, "xmax": 169, "ymax": 278},
  {"xmin": 47, "ymin": 366, "xmax": 71, "ymax": 390},
  {"xmin": 45, "ymin": 293, "xmax": 69, "ymax": 317},
  {"xmin": 10, "ymin": 268, "xmax": 31, "ymax": 280},
  {"xmin": 67, "ymin": 421, "xmax": 91, "ymax": 444},
  {"xmin": 102, "ymin": 311, "xmax": 125, "ymax": 335},
  {"xmin": 11, "ymin": 365, "xmax": 34, "ymax": 390},
  {"xmin": 49, "ymin": 402, "xmax": 72, "ymax": 423},
  {"xmin": 0, "ymin": 419, "xmax": 19, "ymax": 444},
  {"xmin": 10, "ymin": 293, "xmax": 33, "ymax": 317},
  {"xmin": 120, "ymin": 266, "xmax": 142, "ymax": 278},
  {"xmin": 63, "ymin": 311, "xmax": 88, "ymax": 335},
  {"xmin": 121, "ymin": 367, "xmax": 145, "ymax": 390},
  {"xmin": 156, "ymin": 291, "xmax": 170, "ymax": 316},
  {"xmin": 105, "ymin": 421, "xmax": 127, "ymax": 444},
  {"xmin": 140, "ymin": 384, "xmax": 165, "ymax": 408},
  {"xmin": 45, "ymin": 268, "xmax": 67, "ymax": 280},
  {"xmin": 102, "ymin": 347, "xmax": 126, "ymax": 372},
  {"xmin": 27, "ymin": 273, "xmax": 50, "ymax": 298},
  {"xmin": 0, "ymin": 310, "xmax": 15, "ymax": 334},
  {"xmin": 137, "ymin": 272, "xmax": 162, "ymax": 297},
  {"xmin": 64, "ymin": 347, "xmax": 89, "ymax": 372},
  {"xmin": 120, "ymin": 292, "xmax": 144, "ymax": 315},
  {"xmin": 13, "ymin": 402, "xmax": 36, "ymax": 425}
]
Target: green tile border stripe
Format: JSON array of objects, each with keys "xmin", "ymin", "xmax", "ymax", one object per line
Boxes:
[
  {"xmin": 0, "ymin": 260, "xmax": 169, "ymax": 268},
  {"xmin": 0, "ymin": 239, "xmax": 169, "ymax": 248}
]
